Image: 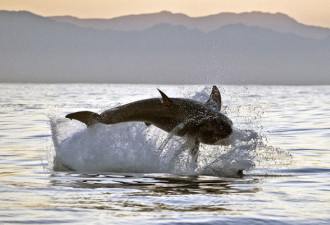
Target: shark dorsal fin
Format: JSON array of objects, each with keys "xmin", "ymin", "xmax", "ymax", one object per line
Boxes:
[
  {"xmin": 158, "ymin": 89, "xmax": 173, "ymax": 106},
  {"xmin": 205, "ymin": 86, "xmax": 222, "ymax": 111}
]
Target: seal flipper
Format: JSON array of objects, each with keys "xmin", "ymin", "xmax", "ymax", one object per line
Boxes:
[
  {"xmin": 205, "ymin": 86, "xmax": 222, "ymax": 111},
  {"xmin": 157, "ymin": 89, "xmax": 173, "ymax": 106},
  {"xmin": 66, "ymin": 111, "xmax": 101, "ymax": 127}
]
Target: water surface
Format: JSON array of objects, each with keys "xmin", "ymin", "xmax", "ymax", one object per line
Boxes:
[{"xmin": 0, "ymin": 84, "xmax": 330, "ymax": 224}]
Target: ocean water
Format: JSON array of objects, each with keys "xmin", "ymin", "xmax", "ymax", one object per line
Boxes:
[{"xmin": 0, "ymin": 84, "xmax": 330, "ymax": 224}]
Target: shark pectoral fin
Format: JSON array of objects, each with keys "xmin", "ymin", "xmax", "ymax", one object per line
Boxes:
[
  {"xmin": 159, "ymin": 118, "xmax": 201, "ymax": 151},
  {"xmin": 66, "ymin": 111, "xmax": 101, "ymax": 127},
  {"xmin": 159, "ymin": 122, "xmax": 185, "ymax": 150},
  {"xmin": 205, "ymin": 85, "xmax": 222, "ymax": 111},
  {"xmin": 159, "ymin": 122, "xmax": 187, "ymax": 149},
  {"xmin": 157, "ymin": 89, "xmax": 174, "ymax": 107}
]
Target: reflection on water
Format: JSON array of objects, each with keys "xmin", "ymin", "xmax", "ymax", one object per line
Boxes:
[
  {"xmin": 50, "ymin": 173, "xmax": 261, "ymax": 194},
  {"xmin": 48, "ymin": 172, "xmax": 262, "ymax": 217}
]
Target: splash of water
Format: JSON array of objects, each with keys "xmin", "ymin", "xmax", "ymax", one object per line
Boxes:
[{"xmin": 49, "ymin": 87, "xmax": 291, "ymax": 177}]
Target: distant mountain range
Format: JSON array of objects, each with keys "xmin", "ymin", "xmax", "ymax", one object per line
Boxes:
[
  {"xmin": 1, "ymin": 10, "xmax": 330, "ymax": 84},
  {"xmin": 52, "ymin": 11, "xmax": 330, "ymax": 40}
]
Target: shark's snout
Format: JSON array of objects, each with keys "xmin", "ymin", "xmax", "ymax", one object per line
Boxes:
[{"xmin": 197, "ymin": 115, "xmax": 233, "ymax": 145}]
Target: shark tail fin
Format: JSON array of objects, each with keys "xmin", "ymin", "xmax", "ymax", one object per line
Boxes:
[{"xmin": 66, "ymin": 111, "xmax": 101, "ymax": 127}]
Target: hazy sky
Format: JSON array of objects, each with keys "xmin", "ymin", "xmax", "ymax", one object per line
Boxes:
[{"xmin": 1, "ymin": 0, "xmax": 330, "ymax": 28}]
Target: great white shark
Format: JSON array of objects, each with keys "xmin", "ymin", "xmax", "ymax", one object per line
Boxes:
[{"xmin": 66, "ymin": 86, "xmax": 233, "ymax": 161}]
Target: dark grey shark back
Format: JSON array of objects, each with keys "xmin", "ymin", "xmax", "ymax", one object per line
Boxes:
[
  {"xmin": 65, "ymin": 86, "xmax": 232, "ymax": 145},
  {"xmin": 66, "ymin": 97, "xmax": 208, "ymax": 130}
]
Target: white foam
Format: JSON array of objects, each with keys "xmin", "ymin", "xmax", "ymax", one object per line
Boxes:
[
  {"xmin": 50, "ymin": 116, "xmax": 263, "ymax": 177},
  {"xmin": 48, "ymin": 87, "xmax": 290, "ymax": 177}
]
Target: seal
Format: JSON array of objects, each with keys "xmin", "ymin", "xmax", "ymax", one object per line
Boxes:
[{"xmin": 66, "ymin": 86, "xmax": 233, "ymax": 160}]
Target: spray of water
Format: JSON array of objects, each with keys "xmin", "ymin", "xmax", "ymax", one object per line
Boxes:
[{"xmin": 49, "ymin": 87, "xmax": 291, "ymax": 177}]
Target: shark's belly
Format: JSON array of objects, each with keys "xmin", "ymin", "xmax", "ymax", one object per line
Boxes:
[{"xmin": 148, "ymin": 117, "xmax": 184, "ymax": 134}]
